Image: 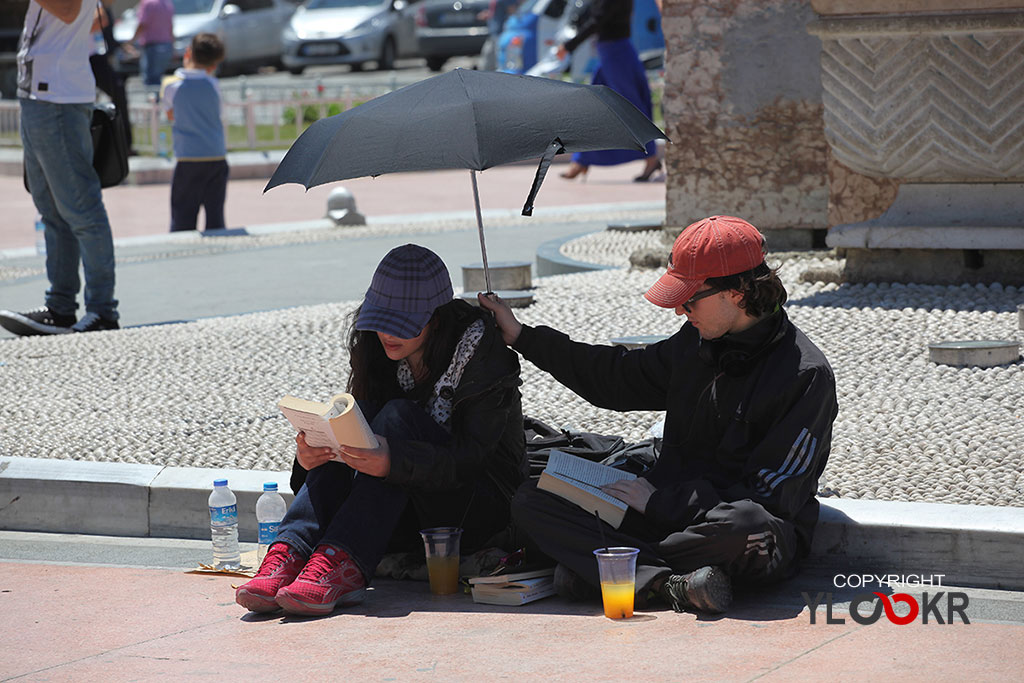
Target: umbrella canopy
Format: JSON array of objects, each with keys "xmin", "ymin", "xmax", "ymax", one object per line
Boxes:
[
  {"xmin": 265, "ymin": 68, "xmax": 667, "ymax": 291},
  {"xmin": 267, "ymin": 69, "xmax": 665, "ymax": 189}
]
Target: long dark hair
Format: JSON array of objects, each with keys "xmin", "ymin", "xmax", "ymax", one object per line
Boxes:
[
  {"xmin": 704, "ymin": 262, "xmax": 787, "ymax": 318},
  {"xmin": 346, "ymin": 300, "xmax": 480, "ymax": 402}
]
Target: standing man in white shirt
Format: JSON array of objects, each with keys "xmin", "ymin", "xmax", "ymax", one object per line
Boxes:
[{"xmin": 0, "ymin": 0, "xmax": 121, "ymax": 335}]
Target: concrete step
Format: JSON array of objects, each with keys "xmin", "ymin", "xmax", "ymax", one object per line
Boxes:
[{"xmin": 3, "ymin": 456, "xmax": 1022, "ymax": 591}]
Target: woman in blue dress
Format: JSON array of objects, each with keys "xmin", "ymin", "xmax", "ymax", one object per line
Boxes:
[{"xmin": 558, "ymin": 0, "xmax": 661, "ymax": 182}]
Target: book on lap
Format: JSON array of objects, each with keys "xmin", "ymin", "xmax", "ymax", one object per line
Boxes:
[
  {"xmin": 277, "ymin": 392, "xmax": 379, "ymax": 457},
  {"xmin": 537, "ymin": 449, "xmax": 636, "ymax": 529}
]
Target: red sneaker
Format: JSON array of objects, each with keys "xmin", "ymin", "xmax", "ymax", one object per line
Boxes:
[
  {"xmin": 235, "ymin": 543, "xmax": 307, "ymax": 612},
  {"xmin": 274, "ymin": 544, "xmax": 366, "ymax": 616}
]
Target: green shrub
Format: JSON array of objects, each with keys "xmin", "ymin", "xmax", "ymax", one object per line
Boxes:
[{"xmin": 282, "ymin": 104, "xmax": 327, "ymax": 126}]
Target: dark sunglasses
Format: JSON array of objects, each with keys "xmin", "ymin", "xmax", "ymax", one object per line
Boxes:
[{"xmin": 680, "ymin": 287, "xmax": 721, "ymax": 313}]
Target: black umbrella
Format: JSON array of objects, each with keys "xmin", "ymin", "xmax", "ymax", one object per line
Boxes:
[{"xmin": 266, "ymin": 68, "xmax": 667, "ymax": 292}]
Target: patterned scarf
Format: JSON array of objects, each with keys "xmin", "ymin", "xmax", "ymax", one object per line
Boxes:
[{"xmin": 396, "ymin": 318, "xmax": 485, "ymax": 432}]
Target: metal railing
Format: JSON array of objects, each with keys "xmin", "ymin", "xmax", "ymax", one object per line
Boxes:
[
  {"xmin": 0, "ymin": 75, "xmax": 665, "ymax": 154},
  {"xmin": 0, "ymin": 85, "xmax": 392, "ymax": 154}
]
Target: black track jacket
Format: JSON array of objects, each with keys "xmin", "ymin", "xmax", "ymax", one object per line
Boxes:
[{"xmin": 513, "ymin": 308, "xmax": 838, "ymax": 553}]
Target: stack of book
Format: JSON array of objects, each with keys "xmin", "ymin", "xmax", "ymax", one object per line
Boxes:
[{"xmin": 468, "ymin": 568, "xmax": 556, "ymax": 606}]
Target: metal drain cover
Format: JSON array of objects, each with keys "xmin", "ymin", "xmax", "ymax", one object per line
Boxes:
[
  {"xmin": 609, "ymin": 334, "xmax": 670, "ymax": 350},
  {"xmin": 928, "ymin": 340, "xmax": 1021, "ymax": 367}
]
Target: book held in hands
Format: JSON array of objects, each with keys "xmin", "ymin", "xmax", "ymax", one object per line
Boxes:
[
  {"xmin": 277, "ymin": 392, "xmax": 379, "ymax": 457},
  {"xmin": 537, "ymin": 449, "xmax": 636, "ymax": 529}
]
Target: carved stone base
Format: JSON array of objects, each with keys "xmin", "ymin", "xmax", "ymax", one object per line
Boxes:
[
  {"xmin": 843, "ymin": 247, "xmax": 1024, "ymax": 285},
  {"xmin": 829, "ymin": 182, "xmax": 1024, "ymax": 283}
]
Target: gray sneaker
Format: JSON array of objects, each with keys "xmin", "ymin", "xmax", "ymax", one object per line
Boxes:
[
  {"xmin": 0, "ymin": 307, "xmax": 75, "ymax": 336},
  {"xmin": 71, "ymin": 312, "xmax": 120, "ymax": 333},
  {"xmin": 659, "ymin": 566, "xmax": 732, "ymax": 614}
]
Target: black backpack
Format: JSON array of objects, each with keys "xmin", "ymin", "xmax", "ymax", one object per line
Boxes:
[{"xmin": 523, "ymin": 415, "xmax": 659, "ymax": 479}]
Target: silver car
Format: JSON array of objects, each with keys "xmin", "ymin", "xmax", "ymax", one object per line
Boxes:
[
  {"xmin": 113, "ymin": 0, "xmax": 298, "ymax": 75},
  {"xmin": 281, "ymin": 0, "xmax": 422, "ymax": 74}
]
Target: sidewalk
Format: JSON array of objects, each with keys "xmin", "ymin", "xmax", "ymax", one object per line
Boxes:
[
  {"xmin": 0, "ymin": 149, "xmax": 665, "ymax": 251},
  {"xmin": 3, "ymin": 539, "xmax": 1022, "ymax": 680}
]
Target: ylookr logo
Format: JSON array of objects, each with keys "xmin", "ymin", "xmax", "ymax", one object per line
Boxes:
[{"xmin": 802, "ymin": 574, "xmax": 970, "ymax": 625}]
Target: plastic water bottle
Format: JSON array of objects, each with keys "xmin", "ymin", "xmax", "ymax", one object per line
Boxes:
[
  {"xmin": 256, "ymin": 482, "xmax": 287, "ymax": 564},
  {"xmin": 34, "ymin": 215, "xmax": 45, "ymax": 256},
  {"xmin": 92, "ymin": 29, "xmax": 106, "ymax": 56},
  {"xmin": 209, "ymin": 479, "xmax": 240, "ymax": 569}
]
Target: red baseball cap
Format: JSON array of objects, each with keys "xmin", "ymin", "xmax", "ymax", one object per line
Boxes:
[{"xmin": 644, "ymin": 215, "xmax": 765, "ymax": 308}]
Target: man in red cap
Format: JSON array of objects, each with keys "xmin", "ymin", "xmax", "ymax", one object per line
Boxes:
[{"xmin": 479, "ymin": 215, "xmax": 837, "ymax": 614}]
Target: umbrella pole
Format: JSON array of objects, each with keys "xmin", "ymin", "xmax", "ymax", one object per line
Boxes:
[{"xmin": 470, "ymin": 170, "xmax": 493, "ymax": 294}]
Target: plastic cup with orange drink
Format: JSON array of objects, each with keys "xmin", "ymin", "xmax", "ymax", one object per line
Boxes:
[
  {"xmin": 593, "ymin": 547, "xmax": 640, "ymax": 619},
  {"xmin": 419, "ymin": 527, "xmax": 462, "ymax": 595}
]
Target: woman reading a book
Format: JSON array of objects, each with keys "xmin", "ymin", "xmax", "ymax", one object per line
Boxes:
[{"xmin": 236, "ymin": 244, "xmax": 527, "ymax": 616}]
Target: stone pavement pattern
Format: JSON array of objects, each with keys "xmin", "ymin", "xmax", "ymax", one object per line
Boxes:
[{"xmin": 1, "ymin": 231, "xmax": 1020, "ymax": 508}]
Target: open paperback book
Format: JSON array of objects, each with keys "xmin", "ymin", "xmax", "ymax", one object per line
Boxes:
[
  {"xmin": 537, "ymin": 449, "xmax": 636, "ymax": 529},
  {"xmin": 468, "ymin": 568, "xmax": 556, "ymax": 606},
  {"xmin": 277, "ymin": 392, "xmax": 379, "ymax": 457}
]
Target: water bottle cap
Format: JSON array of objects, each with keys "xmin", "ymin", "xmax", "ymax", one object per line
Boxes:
[
  {"xmin": 213, "ymin": 479, "xmax": 228, "ymax": 487},
  {"xmin": 263, "ymin": 482, "xmax": 278, "ymax": 491}
]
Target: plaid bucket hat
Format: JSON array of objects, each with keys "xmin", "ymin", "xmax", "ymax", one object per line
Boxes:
[
  {"xmin": 644, "ymin": 215, "xmax": 765, "ymax": 308},
  {"xmin": 355, "ymin": 244, "xmax": 454, "ymax": 339}
]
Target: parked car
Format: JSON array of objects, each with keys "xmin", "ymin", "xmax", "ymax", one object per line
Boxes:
[
  {"xmin": 497, "ymin": 0, "xmax": 662, "ymax": 77},
  {"xmin": 413, "ymin": 0, "xmax": 489, "ymax": 72},
  {"xmin": 281, "ymin": 0, "xmax": 423, "ymax": 74},
  {"xmin": 113, "ymin": 0, "xmax": 299, "ymax": 76}
]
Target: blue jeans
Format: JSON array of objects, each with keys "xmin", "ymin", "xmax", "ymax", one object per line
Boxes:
[
  {"xmin": 140, "ymin": 42, "xmax": 172, "ymax": 89},
  {"xmin": 277, "ymin": 399, "xmax": 510, "ymax": 582},
  {"xmin": 20, "ymin": 98, "xmax": 118, "ymax": 320}
]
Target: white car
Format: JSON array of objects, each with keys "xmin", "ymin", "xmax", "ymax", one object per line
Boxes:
[
  {"xmin": 281, "ymin": 0, "xmax": 423, "ymax": 74},
  {"xmin": 113, "ymin": 0, "xmax": 298, "ymax": 76}
]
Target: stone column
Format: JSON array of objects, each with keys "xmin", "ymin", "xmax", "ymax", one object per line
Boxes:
[
  {"xmin": 809, "ymin": 1, "xmax": 1024, "ymax": 284},
  {"xmin": 660, "ymin": 0, "xmax": 829, "ymax": 249}
]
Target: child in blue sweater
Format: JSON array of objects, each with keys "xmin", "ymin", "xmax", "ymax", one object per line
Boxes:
[{"xmin": 160, "ymin": 33, "xmax": 228, "ymax": 232}]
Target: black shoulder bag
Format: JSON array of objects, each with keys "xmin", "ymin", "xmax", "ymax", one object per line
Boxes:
[{"xmin": 90, "ymin": 101, "xmax": 129, "ymax": 188}]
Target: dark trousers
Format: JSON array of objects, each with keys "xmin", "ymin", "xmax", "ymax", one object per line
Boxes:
[
  {"xmin": 512, "ymin": 481, "xmax": 800, "ymax": 595},
  {"xmin": 276, "ymin": 399, "xmax": 510, "ymax": 582},
  {"xmin": 170, "ymin": 159, "xmax": 228, "ymax": 231},
  {"xmin": 89, "ymin": 54, "xmax": 133, "ymax": 150}
]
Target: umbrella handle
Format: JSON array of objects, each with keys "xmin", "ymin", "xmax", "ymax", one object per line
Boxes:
[
  {"xmin": 470, "ymin": 169, "xmax": 492, "ymax": 294},
  {"xmin": 522, "ymin": 138, "xmax": 565, "ymax": 217}
]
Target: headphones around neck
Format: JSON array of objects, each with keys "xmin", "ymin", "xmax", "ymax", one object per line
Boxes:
[{"xmin": 696, "ymin": 314, "xmax": 787, "ymax": 376}]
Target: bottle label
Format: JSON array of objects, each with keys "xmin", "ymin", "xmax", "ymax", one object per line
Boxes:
[
  {"xmin": 258, "ymin": 521, "xmax": 279, "ymax": 545},
  {"xmin": 209, "ymin": 504, "xmax": 237, "ymax": 527}
]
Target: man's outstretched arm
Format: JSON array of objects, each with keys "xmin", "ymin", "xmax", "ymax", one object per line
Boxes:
[{"xmin": 478, "ymin": 291, "xmax": 672, "ymax": 411}]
